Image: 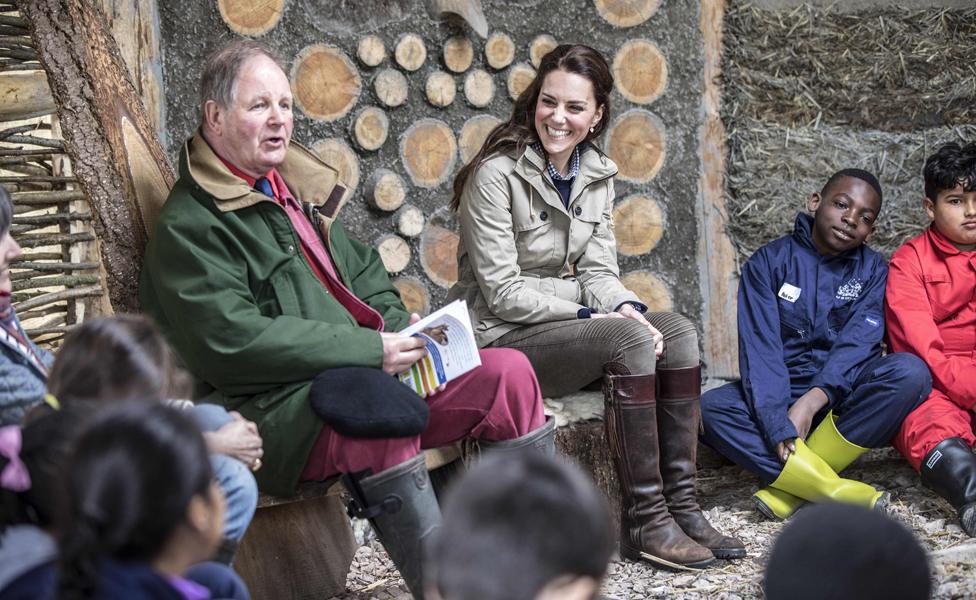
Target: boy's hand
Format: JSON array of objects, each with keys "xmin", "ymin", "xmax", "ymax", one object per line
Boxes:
[
  {"xmin": 776, "ymin": 438, "xmax": 797, "ymax": 463},
  {"xmin": 787, "ymin": 387, "xmax": 829, "ymax": 440}
]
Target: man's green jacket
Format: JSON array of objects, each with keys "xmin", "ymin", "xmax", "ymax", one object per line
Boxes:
[{"xmin": 140, "ymin": 132, "xmax": 409, "ymax": 495}]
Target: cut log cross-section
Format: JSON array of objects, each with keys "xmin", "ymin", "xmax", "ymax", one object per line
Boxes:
[
  {"xmin": 459, "ymin": 114, "xmax": 501, "ymax": 164},
  {"xmin": 529, "ymin": 34, "xmax": 557, "ymax": 68},
  {"xmin": 484, "ymin": 32, "xmax": 515, "ymax": 70},
  {"xmin": 18, "ymin": 0, "xmax": 176, "ymax": 313},
  {"xmin": 357, "ymin": 34, "xmax": 386, "ymax": 67},
  {"xmin": 425, "ymin": 71, "xmax": 456, "ymax": 107},
  {"xmin": 392, "ymin": 276, "xmax": 431, "ymax": 315},
  {"xmin": 311, "ymin": 138, "xmax": 360, "ymax": 198},
  {"xmin": 394, "ymin": 33, "xmax": 427, "ymax": 71},
  {"xmin": 620, "ymin": 270, "xmax": 672, "ymax": 312},
  {"xmin": 613, "ymin": 39, "xmax": 667, "ymax": 104},
  {"xmin": 442, "ymin": 36, "xmax": 474, "ymax": 73},
  {"xmin": 606, "ymin": 109, "xmax": 666, "ymax": 183},
  {"xmin": 352, "ymin": 106, "xmax": 389, "ymax": 151},
  {"xmin": 376, "ymin": 233, "xmax": 411, "ymax": 274},
  {"xmin": 395, "ymin": 204, "xmax": 425, "ymax": 238},
  {"xmin": 365, "ymin": 168, "xmax": 406, "ymax": 212},
  {"xmin": 292, "ymin": 45, "xmax": 361, "ymax": 122},
  {"xmin": 593, "ymin": 0, "xmax": 661, "ymax": 27},
  {"xmin": 400, "ymin": 119, "xmax": 457, "ymax": 188},
  {"xmin": 420, "ymin": 222, "xmax": 459, "ymax": 288},
  {"xmin": 612, "ymin": 194, "xmax": 663, "ymax": 256},
  {"xmin": 463, "ymin": 69, "xmax": 494, "ymax": 108},
  {"xmin": 218, "ymin": 0, "xmax": 285, "ymax": 36},
  {"xmin": 507, "ymin": 62, "xmax": 535, "ymax": 100},
  {"xmin": 374, "ymin": 68, "xmax": 408, "ymax": 107}
]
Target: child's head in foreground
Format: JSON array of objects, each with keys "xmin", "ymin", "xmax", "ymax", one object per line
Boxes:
[
  {"xmin": 764, "ymin": 503, "xmax": 930, "ymax": 600},
  {"xmin": 426, "ymin": 452, "xmax": 613, "ymax": 600}
]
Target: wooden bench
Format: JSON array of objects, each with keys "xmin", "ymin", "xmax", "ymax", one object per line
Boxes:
[{"xmin": 235, "ymin": 444, "xmax": 461, "ymax": 599}]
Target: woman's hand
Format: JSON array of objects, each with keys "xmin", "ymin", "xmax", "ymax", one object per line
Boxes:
[{"xmin": 617, "ymin": 304, "xmax": 664, "ymax": 357}]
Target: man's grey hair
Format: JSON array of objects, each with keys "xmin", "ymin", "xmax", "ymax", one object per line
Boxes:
[{"xmin": 199, "ymin": 40, "xmax": 286, "ymax": 118}]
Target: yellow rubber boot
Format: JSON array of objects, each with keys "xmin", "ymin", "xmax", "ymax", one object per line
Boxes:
[
  {"xmin": 753, "ymin": 412, "xmax": 869, "ymax": 520},
  {"xmin": 766, "ymin": 438, "xmax": 885, "ymax": 510}
]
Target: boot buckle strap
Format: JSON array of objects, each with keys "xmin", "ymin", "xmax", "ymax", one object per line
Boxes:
[{"xmin": 346, "ymin": 494, "xmax": 403, "ymax": 520}]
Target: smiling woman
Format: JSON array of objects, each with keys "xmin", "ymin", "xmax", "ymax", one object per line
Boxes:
[{"xmin": 446, "ymin": 44, "xmax": 745, "ymax": 571}]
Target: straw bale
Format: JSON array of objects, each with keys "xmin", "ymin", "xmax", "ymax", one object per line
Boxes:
[
  {"xmin": 723, "ymin": 117, "xmax": 976, "ymax": 261},
  {"xmin": 722, "ymin": 4, "xmax": 976, "ymax": 131}
]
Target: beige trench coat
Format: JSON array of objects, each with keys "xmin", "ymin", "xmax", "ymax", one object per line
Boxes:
[{"xmin": 448, "ymin": 143, "xmax": 641, "ymax": 347}]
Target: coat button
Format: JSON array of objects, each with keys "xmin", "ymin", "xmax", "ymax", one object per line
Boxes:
[
  {"xmin": 574, "ymin": 206, "xmax": 582, "ymax": 216},
  {"xmin": 539, "ymin": 211, "xmax": 548, "ymax": 222},
  {"xmin": 287, "ymin": 244, "xmax": 295, "ymax": 253}
]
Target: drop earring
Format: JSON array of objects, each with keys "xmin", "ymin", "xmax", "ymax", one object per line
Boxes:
[{"xmin": 589, "ymin": 126, "xmax": 595, "ymax": 133}]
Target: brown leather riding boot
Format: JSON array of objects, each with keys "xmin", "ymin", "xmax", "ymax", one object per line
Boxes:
[
  {"xmin": 604, "ymin": 371, "xmax": 715, "ymax": 570},
  {"xmin": 657, "ymin": 366, "xmax": 746, "ymax": 560}
]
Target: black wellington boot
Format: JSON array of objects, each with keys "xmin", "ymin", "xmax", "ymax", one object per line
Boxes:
[
  {"xmin": 344, "ymin": 453, "xmax": 441, "ymax": 599},
  {"xmin": 920, "ymin": 437, "xmax": 976, "ymax": 537},
  {"xmin": 477, "ymin": 415, "xmax": 556, "ymax": 457}
]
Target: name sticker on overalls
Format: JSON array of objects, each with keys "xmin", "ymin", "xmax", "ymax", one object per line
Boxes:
[{"xmin": 777, "ymin": 283, "xmax": 802, "ymax": 303}]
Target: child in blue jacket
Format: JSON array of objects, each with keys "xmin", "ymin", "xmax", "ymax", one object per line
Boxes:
[{"xmin": 701, "ymin": 169, "xmax": 931, "ymax": 520}]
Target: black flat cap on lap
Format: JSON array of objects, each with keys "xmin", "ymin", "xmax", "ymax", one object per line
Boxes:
[{"xmin": 308, "ymin": 367, "xmax": 429, "ymax": 438}]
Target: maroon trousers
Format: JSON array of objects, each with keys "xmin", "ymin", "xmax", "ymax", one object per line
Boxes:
[{"xmin": 300, "ymin": 348, "xmax": 545, "ymax": 479}]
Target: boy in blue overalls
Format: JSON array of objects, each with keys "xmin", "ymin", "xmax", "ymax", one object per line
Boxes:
[{"xmin": 701, "ymin": 169, "xmax": 930, "ymax": 519}]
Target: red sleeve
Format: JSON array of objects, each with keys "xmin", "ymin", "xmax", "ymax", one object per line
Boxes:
[{"xmin": 885, "ymin": 246, "xmax": 976, "ymax": 409}]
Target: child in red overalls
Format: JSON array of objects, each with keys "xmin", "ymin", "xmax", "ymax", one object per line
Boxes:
[{"xmin": 886, "ymin": 141, "xmax": 976, "ymax": 536}]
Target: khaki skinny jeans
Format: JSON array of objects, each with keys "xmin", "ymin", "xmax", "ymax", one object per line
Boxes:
[{"xmin": 488, "ymin": 312, "xmax": 699, "ymax": 398}]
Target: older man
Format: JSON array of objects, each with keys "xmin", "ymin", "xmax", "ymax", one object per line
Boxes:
[{"xmin": 140, "ymin": 40, "xmax": 550, "ymax": 598}]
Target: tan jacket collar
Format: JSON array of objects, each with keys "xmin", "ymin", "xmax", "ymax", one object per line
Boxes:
[
  {"xmin": 513, "ymin": 142, "xmax": 617, "ymax": 183},
  {"xmin": 512, "ymin": 142, "xmax": 617, "ymax": 214},
  {"xmin": 184, "ymin": 129, "xmax": 347, "ymax": 214}
]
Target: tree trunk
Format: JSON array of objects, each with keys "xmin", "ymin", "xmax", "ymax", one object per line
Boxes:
[{"xmin": 17, "ymin": 0, "xmax": 175, "ymax": 314}]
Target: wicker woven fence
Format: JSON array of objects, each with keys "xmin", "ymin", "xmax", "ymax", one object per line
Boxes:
[{"xmin": 0, "ymin": 2, "xmax": 109, "ymax": 347}]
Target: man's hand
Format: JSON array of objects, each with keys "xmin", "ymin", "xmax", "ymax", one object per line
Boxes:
[
  {"xmin": 380, "ymin": 331, "xmax": 427, "ymax": 375},
  {"xmin": 405, "ymin": 312, "xmax": 446, "ymax": 393},
  {"xmin": 205, "ymin": 418, "xmax": 264, "ymax": 469},
  {"xmin": 787, "ymin": 387, "xmax": 829, "ymax": 441},
  {"xmin": 776, "ymin": 438, "xmax": 797, "ymax": 463}
]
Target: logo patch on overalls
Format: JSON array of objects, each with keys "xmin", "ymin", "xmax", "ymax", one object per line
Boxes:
[
  {"xmin": 778, "ymin": 283, "xmax": 801, "ymax": 303},
  {"xmin": 836, "ymin": 278, "xmax": 863, "ymax": 301}
]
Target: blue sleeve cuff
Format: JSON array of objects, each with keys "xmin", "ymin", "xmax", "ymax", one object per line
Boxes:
[
  {"xmin": 577, "ymin": 307, "xmax": 594, "ymax": 319},
  {"xmin": 614, "ymin": 300, "xmax": 647, "ymax": 314},
  {"xmin": 764, "ymin": 420, "xmax": 799, "ymax": 449}
]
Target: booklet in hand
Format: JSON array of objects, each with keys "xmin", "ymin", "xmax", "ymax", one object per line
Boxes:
[{"xmin": 398, "ymin": 300, "xmax": 482, "ymax": 397}]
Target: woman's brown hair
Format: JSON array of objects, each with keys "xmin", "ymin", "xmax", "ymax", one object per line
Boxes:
[{"xmin": 449, "ymin": 44, "xmax": 613, "ymax": 211}]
